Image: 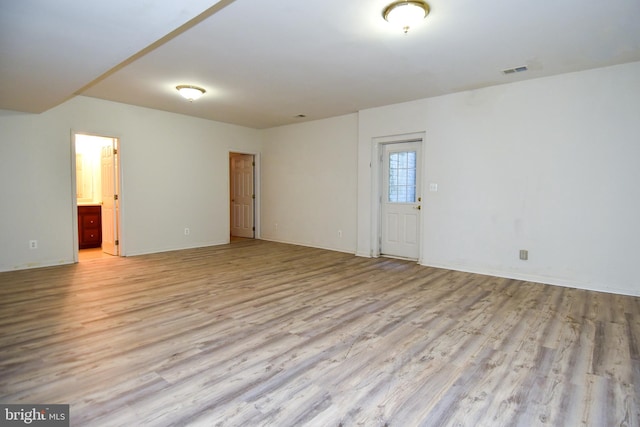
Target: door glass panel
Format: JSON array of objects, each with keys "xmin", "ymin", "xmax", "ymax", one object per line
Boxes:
[{"xmin": 388, "ymin": 151, "xmax": 416, "ymax": 203}]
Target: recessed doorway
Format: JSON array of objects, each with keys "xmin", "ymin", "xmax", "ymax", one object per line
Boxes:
[
  {"xmin": 380, "ymin": 140, "xmax": 422, "ymax": 260},
  {"xmin": 73, "ymin": 133, "xmax": 121, "ymax": 261},
  {"xmin": 229, "ymin": 152, "xmax": 255, "ymax": 239},
  {"xmin": 371, "ymin": 132, "xmax": 425, "ymax": 262}
]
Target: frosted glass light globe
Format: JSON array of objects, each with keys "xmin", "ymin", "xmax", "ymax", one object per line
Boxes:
[{"xmin": 383, "ymin": 1, "xmax": 429, "ymax": 33}]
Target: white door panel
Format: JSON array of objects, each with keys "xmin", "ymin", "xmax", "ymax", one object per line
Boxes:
[
  {"xmin": 101, "ymin": 140, "xmax": 119, "ymax": 255},
  {"xmin": 404, "ymin": 214, "xmax": 418, "ymax": 244},
  {"xmin": 386, "ymin": 213, "xmax": 399, "ymax": 242},
  {"xmin": 381, "ymin": 141, "xmax": 421, "ymax": 260}
]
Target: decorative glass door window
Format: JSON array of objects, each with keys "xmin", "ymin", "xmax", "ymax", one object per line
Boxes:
[{"xmin": 388, "ymin": 151, "xmax": 417, "ymax": 203}]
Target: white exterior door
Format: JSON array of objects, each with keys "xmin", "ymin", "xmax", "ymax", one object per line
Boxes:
[
  {"xmin": 381, "ymin": 141, "xmax": 422, "ymax": 260},
  {"xmin": 230, "ymin": 153, "xmax": 254, "ymax": 238},
  {"xmin": 101, "ymin": 140, "xmax": 119, "ymax": 255}
]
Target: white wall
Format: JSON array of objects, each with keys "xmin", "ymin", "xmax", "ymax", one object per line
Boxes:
[
  {"xmin": 261, "ymin": 114, "xmax": 358, "ymax": 253},
  {"xmin": 358, "ymin": 61, "xmax": 640, "ymax": 296},
  {"xmin": 0, "ymin": 96, "xmax": 261, "ymax": 271},
  {"xmin": 3, "ymin": 62, "xmax": 640, "ymax": 297}
]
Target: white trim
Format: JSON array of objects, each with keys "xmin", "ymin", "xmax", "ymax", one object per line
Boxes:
[
  {"xmin": 420, "ymin": 260, "xmax": 640, "ymax": 297},
  {"xmin": 71, "ymin": 130, "xmax": 125, "ymax": 259},
  {"xmin": 124, "ymin": 239, "xmax": 230, "ymax": 257},
  {"xmin": 371, "ymin": 131, "xmax": 425, "ymax": 262},
  {"xmin": 260, "ymin": 237, "xmax": 356, "ymax": 256},
  {"xmin": 70, "ymin": 131, "xmax": 79, "ymax": 263}
]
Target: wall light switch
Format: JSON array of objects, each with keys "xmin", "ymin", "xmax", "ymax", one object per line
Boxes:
[{"xmin": 429, "ymin": 183, "xmax": 438, "ymax": 192}]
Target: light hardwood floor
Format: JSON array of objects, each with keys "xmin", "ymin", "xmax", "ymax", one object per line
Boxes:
[{"xmin": 1, "ymin": 240, "xmax": 639, "ymax": 426}]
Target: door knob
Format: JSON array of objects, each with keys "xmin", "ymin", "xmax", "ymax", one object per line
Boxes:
[{"xmin": 414, "ymin": 205, "xmax": 421, "ymax": 210}]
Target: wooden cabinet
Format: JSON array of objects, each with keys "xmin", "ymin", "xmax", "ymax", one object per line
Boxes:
[{"xmin": 78, "ymin": 205, "xmax": 102, "ymax": 249}]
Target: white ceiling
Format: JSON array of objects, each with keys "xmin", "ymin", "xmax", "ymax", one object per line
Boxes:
[{"xmin": 2, "ymin": 0, "xmax": 640, "ymax": 129}]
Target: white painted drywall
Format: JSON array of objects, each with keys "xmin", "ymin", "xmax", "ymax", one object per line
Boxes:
[
  {"xmin": 3, "ymin": 62, "xmax": 640, "ymax": 297},
  {"xmin": 358, "ymin": 61, "xmax": 640, "ymax": 295},
  {"xmin": 0, "ymin": 96, "xmax": 261, "ymax": 271},
  {"xmin": 261, "ymin": 114, "xmax": 358, "ymax": 253}
]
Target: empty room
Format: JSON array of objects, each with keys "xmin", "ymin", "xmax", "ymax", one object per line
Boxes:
[{"xmin": 1, "ymin": 1, "xmax": 640, "ymax": 426}]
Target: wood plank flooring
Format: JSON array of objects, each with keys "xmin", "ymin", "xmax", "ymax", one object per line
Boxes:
[{"xmin": 1, "ymin": 239, "xmax": 639, "ymax": 426}]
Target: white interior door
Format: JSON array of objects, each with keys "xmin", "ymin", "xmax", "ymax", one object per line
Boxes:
[
  {"xmin": 230, "ymin": 153, "xmax": 254, "ymax": 238},
  {"xmin": 101, "ymin": 140, "xmax": 119, "ymax": 255},
  {"xmin": 381, "ymin": 141, "xmax": 422, "ymax": 259}
]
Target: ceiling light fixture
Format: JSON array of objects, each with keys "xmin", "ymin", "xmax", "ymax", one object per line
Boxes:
[
  {"xmin": 176, "ymin": 85, "xmax": 206, "ymax": 101},
  {"xmin": 383, "ymin": 0, "xmax": 430, "ymax": 33}
]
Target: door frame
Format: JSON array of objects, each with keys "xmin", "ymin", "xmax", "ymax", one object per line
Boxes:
[
  {"xmin": 370, "ymin": 132, "xmax": 425, "ymax": 262},
  {"xmin": 71, "ymin": 131, "xmax": 124, "ymax": 261},
  {"xmin": 228, "ymin": 149, "xmax": 261, "ymax": 240}
]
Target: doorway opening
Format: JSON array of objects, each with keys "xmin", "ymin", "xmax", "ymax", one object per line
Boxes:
[
  {"xmin": 73, "ymin": 133, "xmax": 121, "ymax": 262},
  {"xmin": 229, "ymin": 152, "xmax": 256, "ymax": 240},
  {"xmin": 372, "ymin": 133, "xmax": 424, "ymax": 262}
]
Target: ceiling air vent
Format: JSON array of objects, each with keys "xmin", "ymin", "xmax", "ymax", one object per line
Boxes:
[{"xmin": 502, "ymin": 65, "xmax": 528, "ymax": 75}]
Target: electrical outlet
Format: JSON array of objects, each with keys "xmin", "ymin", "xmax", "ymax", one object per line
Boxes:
[
  {"xmin": 184, "ymin": 228, "xmax": 190, "ymax": 236},
  {"xmin": 338, "ymin": 230, "xmax": 343, "ymax": 238},
  {"xmin": 519, "ymin": 249, "xmax": 528, "ymax": 260},
  {"xmin": 29, "ymin": 240, "xmax": 38, "ymax": 249}
]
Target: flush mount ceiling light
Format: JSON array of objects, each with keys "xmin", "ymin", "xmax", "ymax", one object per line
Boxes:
[
  {"xmin": 383, "ymin": 0, "xmax": 430, "ymax": 33},
  {"xmin": 176, "ymin": 85, "xmax": 206, "ymax": 101}
]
